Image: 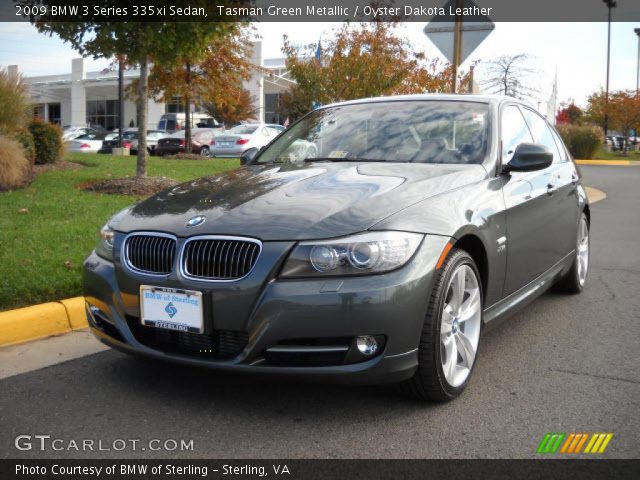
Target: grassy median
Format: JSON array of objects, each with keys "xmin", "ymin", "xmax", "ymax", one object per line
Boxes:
[{"xmin": 0, "ymin": 152, "xmax": 239, "ymax": 311}]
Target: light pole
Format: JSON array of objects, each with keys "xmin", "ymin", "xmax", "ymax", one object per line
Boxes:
[
  {"xmin": 635, "ymin": 28, "xmax": 640, "ymax": 92},
  {"xmin": 603, "ymin": 0, "xmax": 616, "ymax": 138}
]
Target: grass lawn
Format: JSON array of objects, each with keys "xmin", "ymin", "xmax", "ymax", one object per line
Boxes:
[
  {"xmin": 593, "ymin": 146, "xmax": 640, "ymax": 160},
  {"xmin": 0, "ymin": 153, "xmax": 239, "ymax": 311}
]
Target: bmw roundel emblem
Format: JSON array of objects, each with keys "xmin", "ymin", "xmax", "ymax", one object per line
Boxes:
[{"xmin": 186, "ymin": 215, "xmax": 206, "ymax": 227}]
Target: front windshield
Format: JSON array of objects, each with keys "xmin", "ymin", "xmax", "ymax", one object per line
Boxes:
[{"xmin": 257, "ymin": 100, "xmax": 490, "ymax": 164}]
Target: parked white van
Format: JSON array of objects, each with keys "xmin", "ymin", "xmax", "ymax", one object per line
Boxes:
[{"xmin": 157, "ymin": 113, "xmax": 222, "ymax": 133}]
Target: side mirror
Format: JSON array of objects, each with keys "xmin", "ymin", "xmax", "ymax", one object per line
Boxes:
[
  {"xmin": 505, "ymin": 143, "xmax": 553, "ymax": 172},
  {"xmin": 240, "ymin": 147, "xmax": 259, "ymax": 166}
]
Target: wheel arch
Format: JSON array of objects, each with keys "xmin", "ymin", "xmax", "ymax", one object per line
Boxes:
[{"xmin": 453, "ymin": 234, "xmax": 489, "ymax": 301}]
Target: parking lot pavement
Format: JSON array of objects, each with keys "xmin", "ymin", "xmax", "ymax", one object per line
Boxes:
[{"xmin": 0, "ymin": 166, "xmax": 638, "ymax": 460}]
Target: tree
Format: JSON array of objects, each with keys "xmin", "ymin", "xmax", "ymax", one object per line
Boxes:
[
  {"xmin": 24, "ymin": 0, "xmax": 234, "ymax": 177},
  {"xmin": 146, "ymin": 25, "xmax": 255, "ymax": 144},
  {"xmin": 480, "ymin": 54, "xmax": 539, "ymax": 100},
  {"xmin": 279, "ymin": 22, "xmax": 468, "ymax": 120},
  {"xmin": 586, "ymin": 89, "xmax": 640, "ymax": 150},
  {"xmin": 203, "ymin": 89, "xmax": 258, "ymax": 126},
  {"xmin": 556, "ymin": 101, "xmax": 583, "ymax": 125}
]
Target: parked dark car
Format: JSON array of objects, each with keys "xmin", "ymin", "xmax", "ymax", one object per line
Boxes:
[
  {"xmin": 100, "ymin": 131, "xmax": 137, "ymax": 153},
  {"xmin": 84, "ymin": 95, "xmax": 589, "ymax": 402},
  {"xmin": 101, "ymin": 130, "xmax": 167, "ymax": 155},
  {"xmin": 155, "ymin": 128, "xmax": 218, "ymax": 156}
]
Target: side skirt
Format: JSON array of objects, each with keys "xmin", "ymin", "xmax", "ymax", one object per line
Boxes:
[{"xmin": 482, "ymin": 251, "xmax": 574, "ymax": 333}]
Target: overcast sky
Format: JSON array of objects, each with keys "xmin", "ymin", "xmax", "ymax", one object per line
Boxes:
[{"xmin": 1, "ymin": 21, "xmax": 638, "ymax": 109}]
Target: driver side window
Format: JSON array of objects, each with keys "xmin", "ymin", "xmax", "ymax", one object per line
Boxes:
[{"xmin": 501, "ymin": 105, "xmax": 533, "ymax": 165}]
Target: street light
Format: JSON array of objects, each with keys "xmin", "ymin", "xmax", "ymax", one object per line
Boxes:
[
  {"xmin": 602, "ymin": 0, "xmax": 616, "ymax": 138},
  {"xmin": 635, "ymin": 28, "xmax": 640, "ymax": 93}
]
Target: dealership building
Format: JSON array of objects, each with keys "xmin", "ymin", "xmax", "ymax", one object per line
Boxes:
[{"xmin": 8, "ymin": 41, "xmax": 293, "ymax": 130}]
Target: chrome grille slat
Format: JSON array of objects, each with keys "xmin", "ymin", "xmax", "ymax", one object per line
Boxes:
[
  {"xmin": 124, "ymin": 233, "xmax": 176, "ymax": 275},
  {"xmin": 181, "ymin": 237, "xmax": 261, "ymax": 281}
]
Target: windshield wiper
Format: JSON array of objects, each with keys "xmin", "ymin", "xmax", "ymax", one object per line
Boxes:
[{"xmin": 303, "ymin": 158, "xmax": 391, "ymax": 163}]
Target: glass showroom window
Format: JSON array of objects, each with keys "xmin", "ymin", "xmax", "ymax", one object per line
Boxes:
[{"xmin": 87, "ymin": 99, "xmax": 119, "ymax": 130}]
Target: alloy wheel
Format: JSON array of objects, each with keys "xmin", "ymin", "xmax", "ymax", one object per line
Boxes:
[
  {"xmin": 577, "ymin": 216, "xmax": 589, "ymax": 286},
  {"xmin": 440, "ymin": 264, "xmax": 482, "ymax": 388}
]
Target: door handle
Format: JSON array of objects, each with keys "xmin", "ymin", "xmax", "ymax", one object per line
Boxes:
[
  {"xmin": 571, "ymin": 173, "xmax": 579, "ymax": 185},
  {"xmin": 547, "ymin": 183, "xmax": 557, "ymax": 195}
]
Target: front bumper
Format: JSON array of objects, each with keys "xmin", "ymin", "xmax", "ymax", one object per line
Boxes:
[{"xmin": 83, "ymin": 235, "xmax": 448, "ymax": 384}]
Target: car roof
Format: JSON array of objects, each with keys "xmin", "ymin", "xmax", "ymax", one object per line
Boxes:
[{"xmin": 321, "ymin": 93, "xmax": 530, "ymax": 110}]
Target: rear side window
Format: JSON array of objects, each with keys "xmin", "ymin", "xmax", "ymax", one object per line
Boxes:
[
  {"xmin": 521, "ymin": 108, "xmax": 562, "ymax": 164},
  {"xmin": 549, "ymin": 127, "xmax": 570, "ymax": 162},
  {"xmin": 501, "ymin": 105, "xmax": 533, "ymax": 164}
]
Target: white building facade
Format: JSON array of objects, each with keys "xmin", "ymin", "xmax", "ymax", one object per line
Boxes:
[{"xmin": 10, "ymin": 41, "xmax": 291, "ymax": 130}]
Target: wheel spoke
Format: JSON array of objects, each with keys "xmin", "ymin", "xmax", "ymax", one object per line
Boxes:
[
  {"xmin": 449, "ymin": 269, "xmax": 465, "ymax": 314},
  {"xmin": 456, "ymin": 331, "xmax": 476, "ymax": 369},
  {"xmin": 459, "ymin": 287, "xmax": 480, "ymax": 323},
  {"xmin": 443, "ymin": 335, "xmax": 457, "ymax": 381},
  {"xmin": 441, "ymin": 305, "xmax": 454, "ymax": 333}
]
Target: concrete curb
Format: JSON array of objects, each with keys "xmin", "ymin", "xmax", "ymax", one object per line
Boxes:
[
  {"xmin": 0, "ymin": 297, "xmax": 88, "ymax": 348},
  {"xmin": 576, "ymin": 159, "xmax": 639, "ymax": 166}
]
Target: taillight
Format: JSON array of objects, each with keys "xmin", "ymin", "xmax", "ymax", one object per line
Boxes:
[
  {"xmin": 179, "ymin": 139, "xmax": 185, "ymax": 146},
  {"xmin": 236, "ymin": 138, "xmax": 249, "ymax": 145},
  {"xmin": 80, "ymin": 143, "xmax": 91, "ymax": 148},
  {"xmin": 210, "ymin": 139, "xmax": 216, "ymax": 145},
  {"xmin": 123, "ymin": 142, "xmax": 132, "ymax": 149}
]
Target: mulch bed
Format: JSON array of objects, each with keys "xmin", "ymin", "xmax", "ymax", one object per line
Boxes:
[
  {"xmin": 78, "ymin": 176, "xmax": 179, "ymax": 196},
  {"xmin": 34, "ymin": 161, "xmax": 86, "ymax": 173},
  {"xmin": 162, "ymin": 153, "xmax": 209, "ymax": 161}
]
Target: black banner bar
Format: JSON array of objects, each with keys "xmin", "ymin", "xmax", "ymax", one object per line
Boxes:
[
  {"xmin": 3, "ymin": 0, "xmax": 640, "ymax": 23},
  {"xmin": 2, "ymin": 459, "xmax": 640, "ymax": 480}
]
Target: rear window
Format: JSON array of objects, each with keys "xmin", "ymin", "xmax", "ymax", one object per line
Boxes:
[{"xmin": 229, "ymin": 125, "xmax": 258, "ymax": 135}]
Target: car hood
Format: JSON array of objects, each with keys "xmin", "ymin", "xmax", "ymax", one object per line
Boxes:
[{"xmin": 116, "ymin": 162, "xmax": 487, "ymax": 240}]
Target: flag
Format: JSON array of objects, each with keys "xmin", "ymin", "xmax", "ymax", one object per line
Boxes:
[{"xmin": 315, "ymin": 39, "xmax": 322, "ymax": 63}]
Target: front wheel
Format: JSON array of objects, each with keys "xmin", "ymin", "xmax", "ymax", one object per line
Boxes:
[
  {"xmin": 200, "ymin": 146, "xmax": 210, "ymax": 157},
  {"xmin": 401, "ymin": 249, "xmax": 483, "ymax": 402}
]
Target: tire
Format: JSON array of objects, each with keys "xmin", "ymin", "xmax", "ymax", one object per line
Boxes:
[
  {"xmin": 200, "ymin": 146, "xmax": 210, "ymax": 157},
  {"xmin": 554, "ymin": 212, "xmax": 589, "ymax": 294},
  {"xmin": 400, "ymin": 248, "xmax": 483, "ymax": 402}
]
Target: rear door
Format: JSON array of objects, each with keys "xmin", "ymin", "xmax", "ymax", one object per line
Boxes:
[
  {"xmin": 500, "ymin": 104, "xmax": 558, "ymax": 296},
  {"xmin": 520, "ymin": 108, "xmax": 579, "ymax": 263}
]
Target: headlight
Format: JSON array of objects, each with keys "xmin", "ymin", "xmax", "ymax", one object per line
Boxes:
[
  {"xmin": 95, "ymin": 224, "xmax": 115, "ymax": 260},
  {"xmin": 95, "ymin": 206, "xmax": 133, "ymax": 261},
  {"xmin": 280, "ymin": 231, "xmax": 424, "ymax": 278}
]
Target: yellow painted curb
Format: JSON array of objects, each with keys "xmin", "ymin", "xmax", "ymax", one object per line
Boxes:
[
  {"xmin": 60, "ymin": 297, "xmax": 89, "ymax": 330},
  {"xmin": 576, "ymin": 159, "xmax": 636, "ymax": 166},
  {"xmin": 0, "ymin": 297, "xmax": 87, "ymax": 347}
]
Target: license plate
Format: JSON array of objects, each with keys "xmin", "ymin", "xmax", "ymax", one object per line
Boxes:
[
  {"xmin": 219, "ymin": 141, "xmax": 234, "ymax": 147},
  {"xmin": 139, "ymin": 286, "xmax": 203, "ymax": 333}
]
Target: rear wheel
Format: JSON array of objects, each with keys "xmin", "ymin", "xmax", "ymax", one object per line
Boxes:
[
  {"xmin": 200, "ymin": 146, "xmax": 210, "ymax": 157},
  {"xmin": 554, "ymin": 212, "xmax": 589, "ymax": 294},
  {"xmin": 401, "ymin": 249, "xmax": 483, "ymax": 402}
]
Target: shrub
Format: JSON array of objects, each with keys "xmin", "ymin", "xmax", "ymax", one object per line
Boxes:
[
  {"xmin": 14, "ymin": 128, "xmax": 36, "ymax": 165},
  {"xmin": 0, "ymin": 135, "xmax": 30, "ymax": 190},
  {"xmin": 29, "ymin": 118, "xmax": 63, "ymax": 164},
  {"xmin": 556, "ymin": 124, "xmax": 603, "ymax": 160},
  {"xmin": 0, "ymin": 68, "xmax": 31, "ymax": 135}
]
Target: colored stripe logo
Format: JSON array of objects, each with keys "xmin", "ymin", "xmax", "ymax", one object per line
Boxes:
[{"xmin": 537, "ymin": 433, "xmax": 613, "ymax": 454}]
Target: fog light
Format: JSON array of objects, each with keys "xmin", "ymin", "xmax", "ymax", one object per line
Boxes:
[{"xmin": 356, "ymin": 335, "xmax": 379, "ymax": 356}]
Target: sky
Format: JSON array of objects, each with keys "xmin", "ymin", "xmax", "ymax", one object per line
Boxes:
[{"xmin": 0, "ymin": 21, "xmax": 638, "ymax": 109}]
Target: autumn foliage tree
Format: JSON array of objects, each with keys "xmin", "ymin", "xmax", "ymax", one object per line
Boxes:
[
  {"xmin": 587, "ymin": 89, "xmax": 640, "ymax": 150},
  {"xmin": 147, "ymin": 24, "xmax": 255, "ymax": 148},
  {"xmin": 202, "ymin": 89, "xmax": 257, "ymax": 126},
  {"xmin": 26, "ymin": 0, "xmax": 236, "ymax": 177},
  {"xmin": 556, "ymin": 101, "xmax": 583, "ymax": 125},
  {"xmin": 280, "ymin": 22, "xmax": 469, "ymax": 120}
]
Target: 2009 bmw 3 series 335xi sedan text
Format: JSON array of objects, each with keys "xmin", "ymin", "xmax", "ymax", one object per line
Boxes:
[{"xmin": 84, "ymin": 95, "xmax": 590, "ymax": 402}]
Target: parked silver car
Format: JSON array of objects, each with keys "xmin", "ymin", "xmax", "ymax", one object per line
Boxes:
[{"xmin": 209, "ymin": 124, "xmax": 280, "ymax": 158}]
